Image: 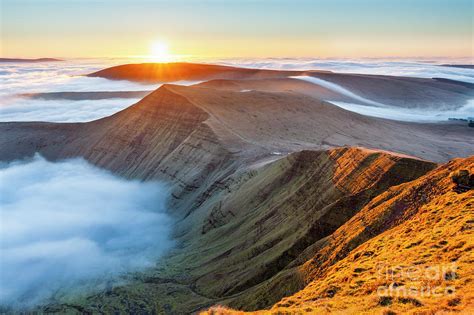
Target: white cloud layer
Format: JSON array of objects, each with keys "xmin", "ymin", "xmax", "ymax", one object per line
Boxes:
[
  {"xmin": 213, "ymin": 58, "xmax": 474, "ymax": 83},
  {"xmin": 0, "ymin": 97, "xmax": 142, "ymax": 122},
  {"xmin": 291, "ymin": 75, "xmax": 474, "ymax": 121},
  {"xmin": 0, "ymin": 58, "xmax": 158, "ymax": 122},
  {"xmin": 0, "ymin": 59, "xmax": 207, "ymax": 122},
  {"xmin": 291, "ymin": 75, "xmax": 386, "ymax": 107},
  {"xmin": 0, "ymin": 58, "xmax": 158, "ymax": 97},
  {"xmin": 0, "ymin": 155, "xmax": 173, "ymax": 308},
  {"xmin": 330, "ymin": 100, "xmax": 474, "ymax": 122}
]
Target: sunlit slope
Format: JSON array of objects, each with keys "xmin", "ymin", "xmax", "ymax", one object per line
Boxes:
[
  {"xmin": 175, "ymin": 149, "xmax": 435, "ymax": 286},
  {"xmin": 204, "ymin": 156, "xmax": 474, "ymax": 314},
  {"xmin": 0, "ymin": 86, "xmax": 233, "ymax": 190},
  {"xmin": 87, "ymin": 62, "xmax": 303, "ymax": 82},
  {"xmin": 174, "ymin": 148, "xmax": 436, "ymax": 310}
]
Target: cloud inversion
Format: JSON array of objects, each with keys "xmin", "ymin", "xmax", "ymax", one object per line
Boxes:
[{"xmin": 0, "ymin": 155, "xmax": 174, "ymax": 308}]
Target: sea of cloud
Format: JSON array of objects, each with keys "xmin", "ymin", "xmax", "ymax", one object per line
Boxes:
[
  {"xmin": 0, "ymin": 59, "xmax": 159, "ymax": 122},
  {"xmin": 0, "ymin": 97, "xmax": 142, "ymax": 122},
  {"xmin": 0, "ymin": 155, "xmax": 173, "ymax": 308},
  {"xmin": 220, "ymin": 57, "xmax": 472, "ymax": 122},
  {"xmin": 330, "ymin": 99, "xmax": 474, "ymax": 122},
  {"xmin": 213, "ymin": 57, "xmax": 474, "ymax": 83},
  {"xmin": 291, "ymin": 75, "xmax": 386, "ymax": 107},
  {"xmin": 0, "ymin": 57, "xmax": 473, "ymax": 123},
  {"xmin": 289, "ymin": 75, "xmax": 474, "ymax": 121}
]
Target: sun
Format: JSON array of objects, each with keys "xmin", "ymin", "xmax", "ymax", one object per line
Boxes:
[{"xmin": 149, "ymin": 41, "xmax": 172, "ymax": 62}]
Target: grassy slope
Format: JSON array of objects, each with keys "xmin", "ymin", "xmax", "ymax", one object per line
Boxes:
[
  {"xmin": 203, "ymin": 156, "xmax": 474, "ymax": 314},
  {"xmin": 42, "ymin": 148, "xmax": 435, "ymax": 314}
]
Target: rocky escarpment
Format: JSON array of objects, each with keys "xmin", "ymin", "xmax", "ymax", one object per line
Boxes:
[
  {"xmin": 0, "ymin": 86, "xmax": 236, "ymax": 214},
  {"xmin": 46, "ymin": 147, "xmax": 436, "ymax": 314},
  {"xmin": 204, "ymin": 156, "xmax": 474, "ymax": 314},
  {"xmin": 185, "ymin": 148, "xmax": 436, "ymax": 310},
  {"xmin": 3, "ymin": 83, "xmax": 471, "ymax": 183},
  {"xmin": 0, "ymin": 81, "xmax": 472, "ymax": 314}
]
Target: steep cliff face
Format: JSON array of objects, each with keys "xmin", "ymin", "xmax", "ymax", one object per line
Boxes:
[
  {"xmin": 0, "ymin": 86, "xmax": 236, "ymax": 213},
  {"xmin": 0, "ymin": 86, "xmax": 210, "ymax": 169},
  {"xmin": 43, "ymin": 147, "xmax": 434, "ymax": 314},
  {"xmin": 192, "ymin": 148, "xmax": 435, "ymax": 310},
  {"xmin": 78, "ymin": 86, "xmax": 213, "ymax": 178},
  {"xmin": 182, "ymin": 149, "xmax": 434, "ymax": 298},
  {"xmin": 204, "ymin": 156, "xmax": 474, "ymax": 314}
]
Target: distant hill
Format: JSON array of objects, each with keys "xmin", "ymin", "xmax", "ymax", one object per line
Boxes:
[
  {"xmin": 0, "ymin": 57, "xmax": 62, "ymax": 63},
  {"xmin": 87, "ymin": 62, "xmax": 304, "ymax": 82},
  {"xmin": 441, "ymin": 64, "xmax": 474, "ymax": 69}
]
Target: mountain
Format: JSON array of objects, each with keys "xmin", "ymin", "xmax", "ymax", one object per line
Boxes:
[
  {"xmin": 87, "ymin": 62, "xmax": 305, "ymax": 83},
  {"xmin": 441, "ymin": 64, "xmax": 474, "ymax": 69},
  {"xmin": 204, "ymin": 155, "xmax": 474, "ymax": 314},
  {"xmin": 1, "ymin": 65, "xmax": 473, "ymax": 314},
  {"xmin": 88, "ymin": 63, "xmax": 474, "ymax": 110},
  {"xmin": 0, "ymin": 58, "xmax": 62, "ymax": 62},
  {"xmin": 2, "ymin": 84, "xmax": 472, "ymax": 165}
]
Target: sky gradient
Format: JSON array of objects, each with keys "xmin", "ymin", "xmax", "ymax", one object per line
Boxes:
[{"xmin": 1, "ymin": 0, "xmax": 473, "ymax": 59}]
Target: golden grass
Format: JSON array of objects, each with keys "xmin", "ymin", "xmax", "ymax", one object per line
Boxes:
[{"xmin": 201, "ymin": 156, "xmax": 474, "ymax": 314}]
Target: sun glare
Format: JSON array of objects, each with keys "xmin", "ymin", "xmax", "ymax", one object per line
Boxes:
[{"xmin": 149, "ymin": 41, "xmax": 172, "ymax": 62}]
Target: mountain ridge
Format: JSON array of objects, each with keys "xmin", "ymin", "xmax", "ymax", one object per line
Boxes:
[
  {"xmin": 87, "ymin": 62, "xmax": 474, "ymax": 109},
  {"xmin": 1, "ymin": 77, "xmax": 473, "ymax": 314},
  {"xmin": 204, "ymin": 155, "xmax": 474, "ymax": 314}
]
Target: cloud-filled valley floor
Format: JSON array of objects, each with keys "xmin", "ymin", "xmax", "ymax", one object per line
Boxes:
[{"xmin": 0, "ymin": 155, "xmax": 173, "ymax": 308}]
